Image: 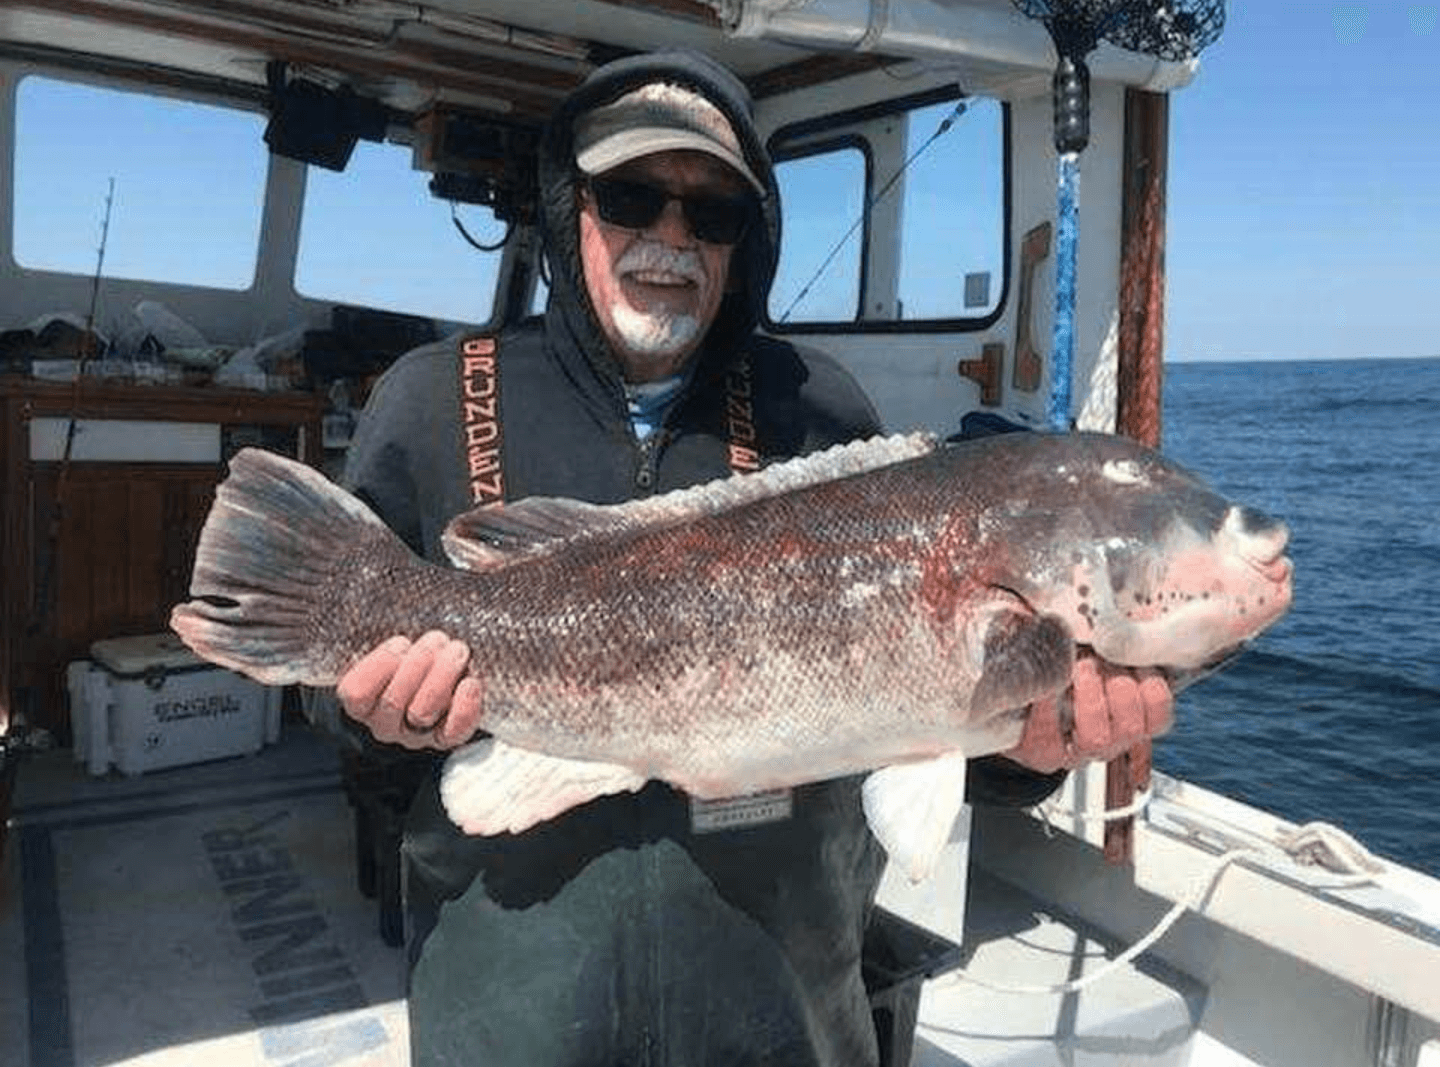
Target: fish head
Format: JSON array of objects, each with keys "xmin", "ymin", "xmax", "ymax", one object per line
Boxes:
[{"xmin": 975, "ymin": 434, "xmax": 1293, "ymax": 677}]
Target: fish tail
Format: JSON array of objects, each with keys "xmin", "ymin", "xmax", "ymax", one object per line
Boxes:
[{"xmin": 170, "ymin": 448, "xmax": 403, "ymax": 687}]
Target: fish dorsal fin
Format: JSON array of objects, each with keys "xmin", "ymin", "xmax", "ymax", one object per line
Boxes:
[
  {"xmin": 442, "ymin": 431, "xmax": 937, "ymax": 571},
  {"xmin": 442, "ymin": 499, "xmax": 623, "ymax": 570}
]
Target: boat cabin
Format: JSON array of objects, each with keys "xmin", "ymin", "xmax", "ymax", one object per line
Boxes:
[{"xmin": 1, "ymin": 2, "xmax": 1438, "ymax": 1066}]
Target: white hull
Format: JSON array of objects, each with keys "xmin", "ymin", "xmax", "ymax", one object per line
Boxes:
[{"xmin": 879, "ymin": 772, "xmax": 1440, "ymax": 1066}]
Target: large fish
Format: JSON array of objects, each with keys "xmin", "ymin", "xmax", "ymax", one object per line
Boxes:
[{"xmin": 171, "ymin": 431, "xmax": 1292, "ymax": 878}]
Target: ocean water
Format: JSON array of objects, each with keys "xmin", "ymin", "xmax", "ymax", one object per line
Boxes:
[{"xmin": 1155, "ymin": 356, "xmax": 1440, "ymax": 878}]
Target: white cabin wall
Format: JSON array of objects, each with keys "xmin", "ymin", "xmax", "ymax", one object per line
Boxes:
[
  {"xmin": 857, "ymin": 113, "xmax": 905, "ymax": 323},
  {"xmin": 246, "ymin": 152, "xmax": 330, "ymax": 341},
  {"xmin": 754, "ymin": 75, "xmax": 1128, "ymax": 437},
  {"xmin": 752, "ymin": 72, "xmax": 987, "ymax": 436}
]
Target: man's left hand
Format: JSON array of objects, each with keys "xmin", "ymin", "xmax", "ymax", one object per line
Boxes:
[{"xmin": 1004, "ymin": 653, "xmax": 1174, "ymax": 774}]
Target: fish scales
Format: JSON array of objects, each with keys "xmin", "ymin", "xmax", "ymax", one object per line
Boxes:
[
  {"xmin": 381, "ymin": 464, "xmax": 986, "ymax": 786},
  {"xmin": 171, "ymin": 431, "xmax": 1293, "ymax": 876}
]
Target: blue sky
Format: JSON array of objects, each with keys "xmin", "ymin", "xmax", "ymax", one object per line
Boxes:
[{"xmin": 1165, "ymin": 2, "xmax": 1439, "ymax": 361}]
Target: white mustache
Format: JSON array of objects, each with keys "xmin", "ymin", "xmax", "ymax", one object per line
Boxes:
[{"xmin": 616, "ymin": 241, "xmax": 706, "ymax": 286}]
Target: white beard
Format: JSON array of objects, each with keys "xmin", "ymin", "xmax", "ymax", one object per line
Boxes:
[
  {"xmin": 609, "ymin": 303, "xmax": 701, "ymax": 359},
  {"xmin": 607, "ymin": 240, "xmax": 708, "ymax": 372}
]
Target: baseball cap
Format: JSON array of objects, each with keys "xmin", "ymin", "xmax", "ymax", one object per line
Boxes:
[{"xmin": 573, "ymin": 81, "xmax": 764, "ymax": 195}]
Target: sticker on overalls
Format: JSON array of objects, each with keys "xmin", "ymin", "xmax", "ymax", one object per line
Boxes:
[{"xmin": 690, "ymin": 789, "xmax": 793, "ymax": 833}]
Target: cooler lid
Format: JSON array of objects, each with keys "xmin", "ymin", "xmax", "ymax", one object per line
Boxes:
[{"xmin": 90, "ymin": 632, "xmax": 205, "ymax": 676}]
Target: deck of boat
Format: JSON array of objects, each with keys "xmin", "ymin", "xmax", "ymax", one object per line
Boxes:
[
  {"xmin": 4, "ymin": 722, "xmax": 1198, "ymax": 1067},
  {"xmin": 2, "ymin": 725, "xmax": 408, "ymax": 1067},
  {"xmin": 7, "ymin": 722, "xmax": 1438, "ymax": 1067}
]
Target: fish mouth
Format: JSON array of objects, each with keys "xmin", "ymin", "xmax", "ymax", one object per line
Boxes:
[
  {"xmin": 1250, "ymin": 554, "xmax": 1293, "ymax": 585},
  {"xmin": 1226, "ymin": 507, "xmax": 1291, "ymax": 583}
]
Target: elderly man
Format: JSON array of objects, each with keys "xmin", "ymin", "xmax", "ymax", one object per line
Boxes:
[{"xmin": 336, "ymin": 49, "xmax": 1172, "ymax": 1066}]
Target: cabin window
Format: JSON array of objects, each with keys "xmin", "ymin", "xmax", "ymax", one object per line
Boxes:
[
  {"xmin": 896, "ymin": 98, "xmax": 1005, "ymax": 321},
  {"xmin": 770, "ymin": 146, "xmax": 867, "ymax": 323},
  {"xmin": 294, "ymin": 140, "xmax": 506, "ymax": 325},
  {"xmin": 11, "ymin": 76, "xmax": 266, "ymax": 289},
  {"xmin": 767, "ymin": 92, "xmax": 1006, "ymax": 331}
]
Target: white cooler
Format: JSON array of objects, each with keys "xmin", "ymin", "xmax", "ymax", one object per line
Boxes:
[{"xmin": 68, "ymin": 632, "xmax": 282, "ymax": 776}]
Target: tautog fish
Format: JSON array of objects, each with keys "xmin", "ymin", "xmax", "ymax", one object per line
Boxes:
[{"xmin": 171, "ymin": 431, "xmax": 1292, "ymax": 879}]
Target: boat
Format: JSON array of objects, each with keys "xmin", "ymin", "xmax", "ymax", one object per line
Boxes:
[{"xmin": 2, "ymin": 2, "xmax": 1438, "ymax": 1065}]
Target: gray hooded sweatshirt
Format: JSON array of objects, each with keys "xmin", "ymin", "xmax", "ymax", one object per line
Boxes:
[{"xmin": 346, "ymin": 50, "xmax": 893, "ymax": 1067}]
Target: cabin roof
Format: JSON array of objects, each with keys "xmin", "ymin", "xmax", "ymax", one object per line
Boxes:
[{"xmin": 0, "ymin": 0, "xmax": 1198, "ymax": 126}]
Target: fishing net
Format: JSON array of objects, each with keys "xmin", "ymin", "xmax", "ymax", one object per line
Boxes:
[{"xmin": 1013, "ymin": 0, "xmax": 1225, "ymax": 65}]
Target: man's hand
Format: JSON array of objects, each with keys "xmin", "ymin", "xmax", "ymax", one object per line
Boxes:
[
  {"xmin": 337, "ymin": 630, "xmax": 483, "ymax": 750},
  {"xmin": 1004, "ymin": 653, "xmax": 1174, "ymax": 774}
]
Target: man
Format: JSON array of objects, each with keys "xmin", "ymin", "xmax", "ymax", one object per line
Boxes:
[{"xmin": 336, "ymin": 50, "xmax": 1172, "ymax": 1066}]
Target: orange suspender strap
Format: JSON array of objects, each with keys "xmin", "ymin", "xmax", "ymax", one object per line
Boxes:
[
  {"xmin": 458, "ymin": 334, "xmax": 760, "ymax": 503},
  {"xmin": 722, "ymin": 356, "xmax": 761, "ymax": 473},
  {"xmin": 458, "ymin": 336, "xmax": 505, "ymax": 506}
]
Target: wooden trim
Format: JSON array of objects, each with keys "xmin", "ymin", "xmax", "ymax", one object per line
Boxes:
[
  {"xmin": 0, "ymin": 393, "xmax": 26, "ymax": 738},
  {"xmin": 1012, "ymin": 222, "xmax": 1052, "ymax": 393},
  {"xmin": 1105, "ymin": 87, "xmax": 1169, "ymax": 865},
  {"xmin": 0, "ymin": 376, "xmax": 320, "ymax": 425},
  {"xmin": 749, "ymin": 54, "xmax": 901, "ymax": 100},
  {"xmin": 1115, "ymin": 89, "xmax": 1168, "ymax": 450},
  {"xmin": 957, "ymin": 343, "xmax": 1004, "ymax": 407},
  {"xmin": 11, "ymin": 0, "xmax": 576, "ymax": 119}
]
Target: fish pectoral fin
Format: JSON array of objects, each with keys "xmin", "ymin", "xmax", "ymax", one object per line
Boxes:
[
  {"xmin": 967, "ymin": 592, "xmax": 1075, "ymax": 714},
  {"xmin": 439, "ymin": 738, "xmax": 648, "ymax": 835},
  {"xmin": 862, "ymin": 754, "xmax": 968, "ymax": 882}
]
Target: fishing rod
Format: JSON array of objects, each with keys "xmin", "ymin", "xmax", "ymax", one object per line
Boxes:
[{"xmin": 30, "ymin": 178, "xmax": 116, "ymax": 642}]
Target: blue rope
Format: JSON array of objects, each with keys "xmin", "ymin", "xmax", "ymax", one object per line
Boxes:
[{"xmin": 1048, "ymin": 151, "xmax": 1080, "ymax": 432}]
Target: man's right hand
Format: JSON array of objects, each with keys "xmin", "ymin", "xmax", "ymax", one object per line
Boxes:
[{"xmin": 337, "ymin": 630, "xmax": 483, "ymax": 750}]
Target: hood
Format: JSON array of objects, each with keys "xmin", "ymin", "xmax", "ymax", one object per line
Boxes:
[{"xmin": 536, "ymin": 50, "xmax": 781, "ymax": 390}]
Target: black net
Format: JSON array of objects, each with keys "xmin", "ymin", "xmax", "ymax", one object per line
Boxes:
[{"xmin": 1013, "ymin": 0, "xmax": 1225, "ymax": 62}]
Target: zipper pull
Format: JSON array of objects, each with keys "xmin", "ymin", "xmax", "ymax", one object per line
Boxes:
[{"xmin": 634, "ymin": 432, "xmax": 665, "ymax": 491}]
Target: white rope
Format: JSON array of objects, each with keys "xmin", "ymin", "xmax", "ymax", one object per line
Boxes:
[
  {"xmin": 940, "ymin": 808, "xmax": 1386, "ymax": 997},
  {"xmin": 1035, "ymin": 785, "xmax": 1154, "ymax": 826},
  {"xmin": 1276, "ymin": 821, "xmax": 1386, "ymax": 885}
]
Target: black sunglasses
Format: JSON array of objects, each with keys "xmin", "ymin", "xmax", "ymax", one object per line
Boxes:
[{"xmin": 586, "ymin": 176, "xmax": 756, "ymax": 246}]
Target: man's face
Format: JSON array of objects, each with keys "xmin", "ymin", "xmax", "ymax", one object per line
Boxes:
[{"xmin": 578, "ymin": 149, "xmax": 749, "ymax": 383}]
